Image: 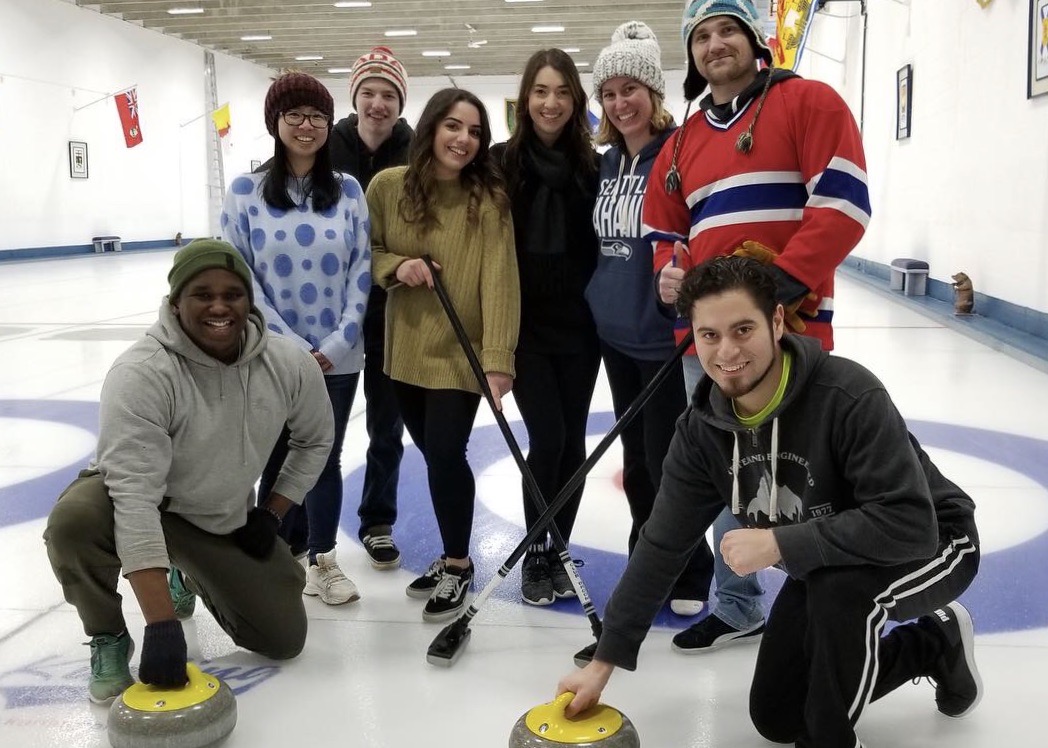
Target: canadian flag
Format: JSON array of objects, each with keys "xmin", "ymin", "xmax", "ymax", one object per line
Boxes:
[{"xmin": 114, "ymin": 87, "xmax": 143, "ymax": 148}]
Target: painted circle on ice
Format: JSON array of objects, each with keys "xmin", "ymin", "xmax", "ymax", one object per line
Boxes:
[{"xmin": 2, "ymin": 400, "xmax": 1046, "ymax": 633}]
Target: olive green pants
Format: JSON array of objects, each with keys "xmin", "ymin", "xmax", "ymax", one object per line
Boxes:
[{"xmin": 44, "ymin": 470, "xmax": 307, "ymax": 659}]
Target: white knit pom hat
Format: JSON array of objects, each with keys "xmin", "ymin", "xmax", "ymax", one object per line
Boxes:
[{"xmin": 592, "ymin": 21, "xmax": 665, "ymax": 98}]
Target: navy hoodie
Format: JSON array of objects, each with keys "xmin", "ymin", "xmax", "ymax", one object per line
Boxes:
[{"xmin": 585, "ymin": 128, "xmax": 677, "ymax": 361}]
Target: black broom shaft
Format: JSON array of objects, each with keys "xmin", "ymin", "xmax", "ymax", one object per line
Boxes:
[
  {"xmin": 425, "ymin": 253, "xmax": 693, "ymax": 575},
  {"xmin": 421, "ymin": 255, "xmax": 579, "ymax": 560}
]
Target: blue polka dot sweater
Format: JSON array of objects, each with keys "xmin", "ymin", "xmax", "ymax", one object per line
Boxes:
[{"xmin": 221, "ymin": 172, "xmax": 371, "ymax": 376}]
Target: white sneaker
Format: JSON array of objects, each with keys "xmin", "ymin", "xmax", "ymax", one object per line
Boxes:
[
  {"xmin": 304, "ymin": 550, "xmax": 360, "ymax": 605},
  {"xmin": 670, "ymin": 599, "xmax": 705, "ymax": 616}
]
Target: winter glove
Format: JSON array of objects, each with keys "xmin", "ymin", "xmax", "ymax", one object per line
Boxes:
[
  {"xmin": 233, "ymin": 506, "xmax": 281, "ymax": 559},
  {"xmin": 731, "ymin": 240, "xmax": 816, "ymax": 334},
  {"xmin": 139, "ymin": 619, "xmax": 189, "ymax": 688}
]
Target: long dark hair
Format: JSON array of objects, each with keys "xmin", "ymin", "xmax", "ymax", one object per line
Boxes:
[
  {"xmin": 399, "ymin": 88, "xmax": 508, "ymax": 231},
  {"xmin": 260, "ymin": 125, "xmax": 343, "ymax": 213},
  {"xmin": 503, "ymin": 48, "xmax": 596, "ymax": 195}
]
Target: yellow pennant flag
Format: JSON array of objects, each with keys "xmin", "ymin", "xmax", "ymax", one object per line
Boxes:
[
  {"xmin": 771, "ymin": 0, "xmax": 818, "ymax": 71},
  {"xmin": 211, "ymin": 103, "xmax": 231, "ymax": 137}
]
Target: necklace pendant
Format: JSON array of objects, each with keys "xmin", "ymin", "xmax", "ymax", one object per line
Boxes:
[
  {"xmin": 735, "ymin": 131, "xmax": 754, "ymax": 154},
  {"xmin": 664, "ymin": 167, "xmax": 681, "ymax": 194}
]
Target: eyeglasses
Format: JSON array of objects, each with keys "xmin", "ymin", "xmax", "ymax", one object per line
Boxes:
[{"xmin": 282, "ymin": 111, "xmax": 331, "ymax": 128}]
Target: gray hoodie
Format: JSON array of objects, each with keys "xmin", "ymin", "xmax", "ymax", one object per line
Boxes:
[{"xmin": 92, "ymin": 299, "xmax": 334, "ymax": 575}]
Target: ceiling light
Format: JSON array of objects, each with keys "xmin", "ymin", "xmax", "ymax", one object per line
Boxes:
[
  {"xmin": 575, "ymin": 62, "xmax": 590, "ymax": 67},
  {"xmin": 328, "ymin": 68, "xmax": 354, "ymax": 74},
  {"xmin": 422, "ymin": 50, "xmax": 452, "ymax": 57},
  {"xmin": 167, "ymin": 7, "xmax": 204, "ymax": 14},
  {"xmin": 506, "ymin": 0, "xmax": 544, "ymax": 3},
  {"xmin": 295, "ymin": 55, "xmax": 324, "ymax": 61},
  {"xmin": 531, "ymin": 25, "xmax": 564, "ymax": 33},
  {"xmin": 384, "ymin": 29, "xmax": 417, "ymax": 37},
  {"xmin": 240, "ymin": 35, "xmax": 272, "ymax": 41},
  {"xmin": 333, "ymin": 1, "xmax": 372, "ymax": 7},
  {"xmin": 445, "ymin": 64, "xmax": 472, "ymax": 70},
  {"xmin": 562, "ymin": 47, "xmax": 580, "ymax": 53}
]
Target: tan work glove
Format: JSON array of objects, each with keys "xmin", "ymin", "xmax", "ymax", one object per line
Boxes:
[{"xmin": 731, "ymin": 241, "xmax": 815, "ymax": 334}]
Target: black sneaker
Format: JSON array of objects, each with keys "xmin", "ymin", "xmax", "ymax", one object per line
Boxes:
[
  {"xmin": 521, "ymin": 554, "xmax": 554, "ymax": 606},
  {"xmin": 423, "ymin": 562, "xmax": 473, "ymax": 623},
  {"xmin": 406, "ymin": 556, "xmax": 445, "ymax": 599},
  {"xmin": 573, "ymin": 641, "xmax": 597, "ymax": 668},
  {"xmin": 671, "ymin": 615, "xmax": 765, "ymax": 654},
  {"xmin": 362, "ymin": 525, "xmax": 401, "ymax": 570},
  {"xmin": 920, "ymin": 601, "xmax": 983, "ymax": 718},
  {"xmin": 546, "ymin": 549, "xmax": 579, "ymax": 599}
]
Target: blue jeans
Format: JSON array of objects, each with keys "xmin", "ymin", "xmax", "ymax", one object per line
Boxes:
[
  {"xmin": 683, "ymin": 355, "xmax": 766, "ymax": 628},
  {"xmin": 259, "ymin": 372, "xmax": 359, "ymax": 560}
]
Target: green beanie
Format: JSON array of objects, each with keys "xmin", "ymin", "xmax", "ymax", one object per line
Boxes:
[{"xmin": 168, "ymin": 239, "xmax": 254, "ymax": 303}]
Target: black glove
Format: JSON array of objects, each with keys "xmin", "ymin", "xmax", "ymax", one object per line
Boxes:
[
  {"xmin": 139, "ymin": 619, "xmax": 189, "ymax": 688},
  {"xmin": 233, "ymin": 506, "xmax": 281, "ymax": 559}
]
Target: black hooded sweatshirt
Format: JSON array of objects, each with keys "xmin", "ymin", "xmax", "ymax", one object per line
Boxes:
[{"xmin": 595, "ymin": 334, "xmax": 977, "ymax": 670}]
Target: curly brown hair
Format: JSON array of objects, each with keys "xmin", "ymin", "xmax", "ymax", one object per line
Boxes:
[{"xmin": 399, "ymin": 88, "xmax": 508, "ymax": 231}]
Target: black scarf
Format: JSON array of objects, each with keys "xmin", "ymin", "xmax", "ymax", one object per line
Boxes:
[{"xmin": 521, "ymin": 139, "xmax": 575, "ymax": 256}]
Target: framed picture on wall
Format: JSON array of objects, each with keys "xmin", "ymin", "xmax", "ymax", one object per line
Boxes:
[
  {"xmin": 896, "ymin": 64, "xmax": 913, "ymax": 140},
  {"xmin": 1029, "ymin": 0, "xmax": 1048, "ymax": 98},
  {"xmin": 69, "ymin": 141, "xmax": 89, "ymax": 179},
  {"xmin": 505, "ymin": 99, "xmax": 517, "ymax": 135},
  {"xmin": 250, "ymin": 159, "xmax": 262, "ymax": 171}
]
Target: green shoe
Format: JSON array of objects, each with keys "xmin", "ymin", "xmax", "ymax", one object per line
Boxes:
[
  {"xmin": 169, "ymin": 567, "xmax": 196, "ymax": 620},
  {"xmin": 87, "ymin": 631, "xmax": 135, "ymax": 704}
]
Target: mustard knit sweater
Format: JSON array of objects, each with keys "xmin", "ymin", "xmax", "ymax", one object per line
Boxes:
[{"xmin": 367, "ymin": 166, "xmax": 520, "ymax": 394}]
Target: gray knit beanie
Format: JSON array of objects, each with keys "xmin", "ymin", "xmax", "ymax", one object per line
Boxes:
[{"xmin": 592, "ymin": 21, "xmax": 665, "ymax": 98}]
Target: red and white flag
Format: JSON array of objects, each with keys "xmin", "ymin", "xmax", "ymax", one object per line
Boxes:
[{"xmin": 114, "ymin": 87, "xmax": 143, "ymax": 148}]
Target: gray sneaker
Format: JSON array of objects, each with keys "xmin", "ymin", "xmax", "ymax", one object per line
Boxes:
[{"xmin": 87, "ymin": 631, "xmax": 135, "ymax": 704}]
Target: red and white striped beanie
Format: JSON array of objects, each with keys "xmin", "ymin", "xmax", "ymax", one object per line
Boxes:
[{"xmin": 349, "ymin": 46, "xmax": 408, "ymax": 111}]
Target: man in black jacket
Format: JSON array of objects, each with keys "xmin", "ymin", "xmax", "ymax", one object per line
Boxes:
[
  {"xmin": 558, "ymin": 256, "xmax": 982, "ymax": 748},
  {"xmin": 333, "ymin": 46, "xmax": 413, "ymax": 570}
]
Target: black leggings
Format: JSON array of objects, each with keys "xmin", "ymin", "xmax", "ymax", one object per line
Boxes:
[
  {"xmin": 600, "ymin": 342, "xmax": 713, "ymax": 600},
  {"xmin": 513, "ymin": 346, "xmax": 601, "ymax": 549},
  {"xmin": 393, "ymin": 382, "xmax": 481, "ymax": 559}
]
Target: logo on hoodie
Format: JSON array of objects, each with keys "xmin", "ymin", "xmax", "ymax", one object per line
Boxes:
[
  {"xmin": 599, "ymin": 239, "xmax": 632, "ymax": 260},
  {"xmin": 745, "ymin": 472, "xmax": 804, "ymax": 523}
]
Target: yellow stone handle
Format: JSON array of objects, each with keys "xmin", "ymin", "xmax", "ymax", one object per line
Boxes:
[
  {"xmin": 121, "ymin": 663, "xmax": 223, "ymax": 712},
  {"xmin": 524, "ymin": 692, "xmax": 624, "ymax": 743}
]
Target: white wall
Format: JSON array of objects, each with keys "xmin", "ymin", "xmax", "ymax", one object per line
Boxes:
[
  {"xmin": 3, "ymin": 0, "xmax": 1047, "ymax": 318},
  {"xmin": 806, "ymin": 0, "xmax": 1048, "ymax": 313},
  {"xmin": 0, "ymin": 0, "xmax": 274, "ymax": 251}
]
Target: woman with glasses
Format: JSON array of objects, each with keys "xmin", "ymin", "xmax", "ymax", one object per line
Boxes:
[
  {"xmin": 366, "ymin": 88, "xmax": 519, "ymax": 623},
  {"xmin": 220, "ymin": 71, "xmax": 371, "ymax": 607}
]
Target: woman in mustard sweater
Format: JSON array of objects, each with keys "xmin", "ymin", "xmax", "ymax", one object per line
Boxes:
[{"xmin": 366, "ymin": 88, "xmax": 520, "ymax": 623}]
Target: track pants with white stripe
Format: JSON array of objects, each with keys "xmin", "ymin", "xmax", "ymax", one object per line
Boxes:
[{"xmin": 749, "ymin": 522, "xmax": 979, "ymax": 747}]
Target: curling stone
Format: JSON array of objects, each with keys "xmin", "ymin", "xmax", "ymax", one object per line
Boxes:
[
  {"xmin": 509, "ymin": 692, "xmax": 640, "ymax": 748},
  {"xmin": 108, "ymin": 663, "xmax": 237, "ymax": 748}
]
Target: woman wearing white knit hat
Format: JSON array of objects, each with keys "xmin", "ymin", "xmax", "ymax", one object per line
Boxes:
[{"xmin": 583, "ymin": 22, "xmax": 715, "ymax": 636}]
